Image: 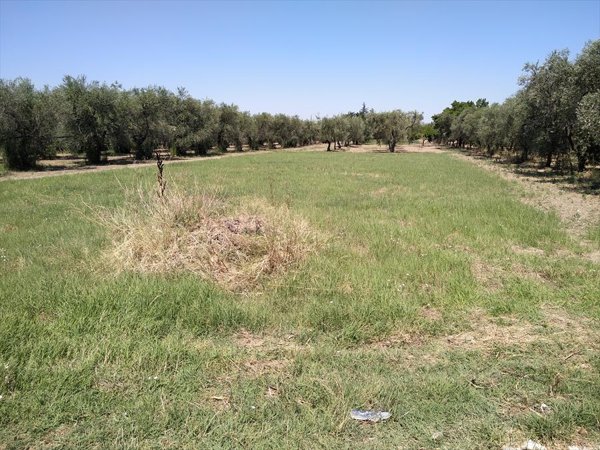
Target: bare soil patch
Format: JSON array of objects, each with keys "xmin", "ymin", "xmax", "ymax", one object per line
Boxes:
[
  {"xmin": 369, "ymin": 331, "xmax": 425, "ymax": 349},
  {"xmin": 234, "ymin": 329, "xmax": 266, "ymax": 349},
  {"xmin": 471, "ymin": 255, "xmax": 552, "ymax": 292},
  {"xmin": 243, "ymin": 359, "xmax": 290, "ymax": 377}
]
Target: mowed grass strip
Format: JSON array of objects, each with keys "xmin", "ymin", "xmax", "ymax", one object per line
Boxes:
[{"xmin": 0, "ymin": 151, "xmax": 598, "ymax": 449}]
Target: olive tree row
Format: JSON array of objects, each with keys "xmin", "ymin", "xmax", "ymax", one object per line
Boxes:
[
  {"xmin": 320, "ymin": 109, "xmax": 423, "ymax": 152},
  {"xmin": 432, "ymin": 40, "xmax": 600, "ymax": 171},
  {"xmin": 1, "ymin": 74, "xmax": 427, "ymax": 169},
  {"xmin": 0, "ymin": 76, "xmax": 324, "ymax": 169}
]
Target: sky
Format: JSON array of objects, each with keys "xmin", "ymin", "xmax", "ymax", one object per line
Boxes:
[{"xmin": 0, "ymin": 1, "xmax": 599, "ymax": 121}]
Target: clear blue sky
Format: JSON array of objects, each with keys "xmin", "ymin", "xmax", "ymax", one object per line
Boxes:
[{"xmin": 1, "ymin": 0, "xmax": 599, "ymax": 121}]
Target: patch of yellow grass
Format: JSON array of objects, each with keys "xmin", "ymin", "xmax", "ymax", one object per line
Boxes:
[{"xmin": 99, "ymin": 186, "xmax": 321, "ymax": 291}]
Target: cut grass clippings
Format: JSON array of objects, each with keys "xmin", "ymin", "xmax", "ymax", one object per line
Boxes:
[{"xmin": 96, "ymin": 185, "xmax": 322, "ymax": 292}]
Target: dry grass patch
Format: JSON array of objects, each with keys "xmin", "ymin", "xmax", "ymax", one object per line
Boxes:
[
  {"xmin": 369, "ymin": 306, "xmax": 599, "ymax": 357},
  {"xmin": 369, "ymin": 331, "xmax": 425, "ymax": 349},
  {"xmin": 371, "ymin": 186, "xmax": 389, "ymax": 197},
  {"xmin": 234, "ymin": 329, "xmax": 266, "ymax": 349},
  {"xmin": 98, "ymin": 187, "xmax": 322, "ymax": 291},
  {"xmin": 442, "ymin": 307, "xmax": 600, "ymax": 355},
  {"xmin": 584, "ymin": 250, "xmax": 600, "ymax": 263},
  {"xmin": 543, "ymin": 307, "xmax": 600, "ymax": 351},
  {"xmin": 511, "ymin": 245, "xmax": 546, "ymax": 257},
  {"xmin": 370, "ymin": 185, "xmax": 409, "ymax": 198},
  {"xmin": 234, "ymin": 329, "xmax": 306, "ymax": 353},
  {"xmin": 511, "ymin": 262, "xmax": 553, "ymax": 284},
  {"xmin": 471, "ymin": 256, "xmax": 552, "ymax": 292},
  {"xmin": 243, "ymin": 359, "xmax": 290, "ymax": 377},
  {"xmin": 31, "ymin": 424, "xmax": 75, "ymax": 450},
  {"xmin": 443, "ymin": 309, "xmax": 542, "ymax": 351},
  {"xmin": 471, "ymin": 257, "xmax": 504, "ymax": 292},
  {"xmin": 421, "ymin": 305, "xmax": 443, "ymax": 321}
]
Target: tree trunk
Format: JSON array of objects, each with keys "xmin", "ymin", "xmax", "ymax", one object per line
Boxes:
[
  {"xmin": 577, "ymin": 153, "xmax": 586, "ymax": 172},
  {"xmin": 520, "ymin": 146, "xmax": 529, "ymax": 163},
  {"xmin": 389, "ymin": 139, "xmax": 396, "ymax": 152},
  {"xmin": 87, "ymin": 137, "xmax": 103, "ymax": 164},
  {"xmin": 326, "ymin": 140, "xmax": 331, "ymax": 151}
]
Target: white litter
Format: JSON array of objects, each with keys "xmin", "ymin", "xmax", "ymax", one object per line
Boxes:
[{"xmin": 350, "ymin": 409, "xmax": 391, "ymax": 423}]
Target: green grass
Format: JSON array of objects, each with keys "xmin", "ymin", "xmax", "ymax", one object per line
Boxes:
[
  {"xmin": 1, "ymin": 151, "xmax": 599, "ymax": 449},
  {"xmin": 588, "ymin": 224, "xmax": 600, "ymax": 246}
]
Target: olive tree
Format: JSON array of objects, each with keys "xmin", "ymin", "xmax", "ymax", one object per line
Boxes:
[
  {"xmin": 320, "ymin": 117, "xmax": 336, "ymax": 151},
  {"xmin": 126, "ymin": 87, "xmax": 175, "ymax": 159},
  {"xmin": 217, "ymin": 104, "xmax": 242, "ymax": 151},
  {"xmin": 573, "ymin": 40, "xmax": 600, "ymax": 169},
  {"xmin": 371, "ymin": 110, "xmax": 422, "ymax": 152},
  {"xmin": 347, "ymin": 116, "xmax": 365, "ymax": 145},
  {"xmin": 0, "ymin": 78, "xmax": 58, "ymax": 169},
  {"xmin": 62, "ymin": 76, "xmax": 120, "ymax": 164},
  {"xmin": 576, "ymin": 92, "xmax": 600, "ymax": 167},
  {"xmin": 173, "ymin": 92, "xmax": 219, "ymax": 155}
]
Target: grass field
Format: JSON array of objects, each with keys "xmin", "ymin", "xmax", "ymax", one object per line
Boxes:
[{"xmin": 1, "ymin": 151, "xmax": 599, "ymax": 449}]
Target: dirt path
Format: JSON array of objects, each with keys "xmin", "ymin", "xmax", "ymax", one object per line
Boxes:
[
  {"xmin": 0, "ymin": 150, "xmax": 280, "ymax": 182},
  {"xmin": 344, "ymin": 142, "xmax": 445, "ymax": 154},
  {"xmin": 1, "ymin": 143, "xmax": 442, "ymax": 182}
]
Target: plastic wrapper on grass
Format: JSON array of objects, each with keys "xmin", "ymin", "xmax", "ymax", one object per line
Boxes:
[
  {"xmin": 350, "ymin": 409, "xmax": 391, "ymax": 423},
  {"xmin": 98, "ymin": 187, "xmax": 321, "ymax": 291}
]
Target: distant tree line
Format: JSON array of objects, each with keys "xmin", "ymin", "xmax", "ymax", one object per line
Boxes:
[
  {"xmin": 432, "ymin": 40, "xmax": 600, "ymax": 171},
  {"xmin": 0, "ymin": 76, "xmax": 423, "ymax": 170}
]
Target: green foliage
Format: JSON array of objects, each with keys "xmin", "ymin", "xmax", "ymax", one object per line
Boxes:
[
  {"xmin": 173, "ymin": 92, "xmax": 219, "ymax": 155},
  {"xmin": 419, "ymin": 123, "xmax": 438, "ymax": 142},
  {"xmin": 432, "ymin": 99, "xmax": 487, "ymax": 146},
  {"xmin": 127, "ymin": 87, "xmax": 175, "ymax": 159},
  {"xmin": 370, "ymin": 110, "xmax": 423, "ymax": 151},
  {"xmin": 432, "ymin": 39, "xmax": 600, "ymax": 171},
  {"xmin": 3, "ymin": 39, "xmax": 597, "ymax": 171},
  {"xmin": 62, "ymin": 76, "xmax": 121, "ymax": 164},
  {"xmin": 319, "ymin": 117, "xmax": 336, "ymax": 150},
  {"xmin": 346, "ymin": 116, "xmax": 365, "ymax": 145},
  {"xmin": 0, "ymin": 78, "xmax": 58, "ymax": 169},
  {"xmin": 216, "ymin": 104, "xmax": 242, "ymax": 151}
]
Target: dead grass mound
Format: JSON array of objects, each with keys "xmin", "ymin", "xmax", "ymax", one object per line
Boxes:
[{"xmin": 99, "ymin": 187, "xmax": 321, "ymax": 291}]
